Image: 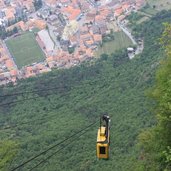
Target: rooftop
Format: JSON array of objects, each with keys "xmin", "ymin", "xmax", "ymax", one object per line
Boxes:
[{"xmin": 38, "ymin": 29, "xmax": 54, "ymax": 52}]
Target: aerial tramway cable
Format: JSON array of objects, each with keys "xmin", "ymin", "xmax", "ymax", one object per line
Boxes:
[
  {"xmin": 0, "ymin": 78, "xmax": 100, "ymax": 107},
  {"xmin": 11, "ymin": 120, "xmax": 98, "ymax": 171},
  {"xmin": 0, "ymin": 85, "xmax": 69, "ymax": 98},
  {"xmin": 0, "ymin": 77, "xmax": 106, "ymax": 99},
  {"xmin": 29, "ymin": 125, "xmax": 94, "ymax": 171},
  {"xmin": 0, "ymin": 79, "xmax": 111, "ymax": 169},
  {"xmin": 0, "ymin": 88, "xmax": 96, "ymax": 130}
]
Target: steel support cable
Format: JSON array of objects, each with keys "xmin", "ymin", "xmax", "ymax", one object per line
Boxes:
[
  {"xmin": 0, "ymin": 85, "xmax": 69, "ymax": 98},
  {"xmin": 0, "ymin": 88, "xmax": 71, "ymax": 108},
  {"xmin": 0, "ymin": 98, "xmax": 67, "ymax": 130},
  {"xmin": 0, "ymin": 89, "xmax": 91, "ymax": 130},
  {"xmin": 0, "ymin": 77, "xmax": 105, "ymax": 99},
  {"xmin": 11, "ymin": 120, "xmax": 98, "ymax": 171},
  {"xmin": 0, "ymin": 104, "xmax": 68, "ymax": 130},
  {"xmin": 0, "ymin": 81, "xmax": 91, "ymax": 107},
  {"xmin": 0, "ymin": 76, "xmax": 109, "ymax": 107},
  {"xmin": 29, "ymin": 126, "xmax": 94, "ymax": 171},
  {"xmin": 0, "ymin": 94, "xmax": 52, "ymax": 107},
  {"xmin": 0, "ymin": 91, "xmax": 110, "ymax": 132}
]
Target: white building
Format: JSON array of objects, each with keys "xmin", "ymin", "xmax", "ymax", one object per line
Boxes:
[{"xmin": 37, "ymin": 29, "xmax": 54, "ymax": 54}]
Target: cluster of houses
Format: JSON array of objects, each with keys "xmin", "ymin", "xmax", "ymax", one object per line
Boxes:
[
  {"xmin": 0, "ymin": 0, "xmax": 36, "ymax": 28},
  {"xmin": 22, "ymin": 62, "xmax": 51, "ymax": 78},
  {"xmin": 0, "ymin": 41, "xmax": 18, "ymax": 85},
  {"xmin": 0, "ymin": 0, "xmax": 146, "ymax": 85},
  {"xmin": 38, "ymin": 1, "xmax": 116, "ymax": 55},
  {"xmin": 34, "ymin": 0, "xmax": 146, "ymax": 69}
]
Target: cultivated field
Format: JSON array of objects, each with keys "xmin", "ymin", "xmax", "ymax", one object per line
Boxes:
[
  {"xmin": 147, "ymin": 0, "xmax": 171, "ymax": 11},
  {"xmin": 136, "ymin": 16, "xmax": 150, "ymax": 24},
  {"xmin": 95, "ymin": 31, "xmax": 133, "ymax": 57},
  {"xmin": 6, "ymin": 32, "xmax": 45, "ymax": 69}
]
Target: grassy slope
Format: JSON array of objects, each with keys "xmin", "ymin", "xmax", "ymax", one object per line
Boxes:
[
  {"xmin": 0, "ymin": 10, "xmax": 171, "ymax": 171},
  {"xmin": 147, "ymin": 0, "xmax": 171, "ymax": 11},
  {"xmin": 95, "ymin": 31, "xmax": 132, "ymax": 57},
  {"xmin": 6, "ymin": 32, "xmax": 45, "ymax": 69},
  {"xmin": 130, "ymin": 1, "xmax": 171, "ymax": 26}
]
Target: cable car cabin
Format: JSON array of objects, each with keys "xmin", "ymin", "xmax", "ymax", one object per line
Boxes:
[{"xmin": 96, "ymin": 115, "xmax": 110, "ymax": 159}]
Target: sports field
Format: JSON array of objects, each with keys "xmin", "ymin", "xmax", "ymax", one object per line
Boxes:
[
  {"xmin": 95, "ymin": 31, "xmax": 133, "ymax": 57},
  {"xmin": 6, "ymin": 32, "xmax": 45, "ymax": 69}
]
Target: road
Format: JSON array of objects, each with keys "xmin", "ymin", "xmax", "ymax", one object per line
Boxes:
[
  {"xmin": 117, "ymin": 20, "xmax": 144, "ymax": 59},
  {"xmin": 117, "ymin": 20, "xmax": 137, "ymax": 45}
]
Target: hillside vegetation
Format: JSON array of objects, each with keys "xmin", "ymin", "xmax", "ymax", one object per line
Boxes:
[
  {"xmin": 0, "ymin": 10, "xmax": 171, "ymax": 171},
  {"xmin": 133, "ymin": 23, "xmax": 171, "ymax": 171},
  {"xmin": 95, "ymin": 31, "xmax": 133, "ymax": 56},
  {"xmin": 147, "ymin": 0, "xmax": 171, "ymax": 11}
]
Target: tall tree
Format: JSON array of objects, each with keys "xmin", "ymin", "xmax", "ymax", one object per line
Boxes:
[{"xmin": 137, "ymin": 23, "xmax": 171, "ymax": 171}]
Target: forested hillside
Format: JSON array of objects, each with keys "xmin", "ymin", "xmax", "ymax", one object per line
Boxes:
[
  {"xmin": 0, "ymin": 10, "xmax": 171, "ymax": 171},
  {"xmin": 134, "ymin": 23, "xmax": 171, "ymax": 171}
]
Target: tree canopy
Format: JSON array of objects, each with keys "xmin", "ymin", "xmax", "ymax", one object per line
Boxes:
[{"xmin": 136, "ymin": 23, "xmax": 171, "ymax": 171}]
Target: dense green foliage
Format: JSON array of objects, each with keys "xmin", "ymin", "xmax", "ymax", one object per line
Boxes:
[
  {"xmin": 102, "ymin": 31, "xmax": 115, "ymax": 43},
  {"xmin": 140, "ymin": 3, "xmax": 157, "ymax": 16},
  {"xmin": 0, "ymin": 140, "xmax": 18, "ymax": 171},
  {"xmin": 147, "ymin": 0, "xmax": 171, "ymax": 11},
  {"xmin": 0, "ymin": 26, "xmax": 19, "ymax": 40},
  {"xmin": 0, "ymin": 10, "xmax": 171, "ymax": 171},
  {"xmin": 68, "ymin": 46, "xmax": 75, "ymax": 54},
  {"xmin": 132, "ymin": 10, "xmax": 171, "ymax": 40},
  {"xmin": 134, "ymin": 23, "xmax": 171, "ymax": 171},
  {"xmin": 126, "ymin": 12, "xmax": 145, "ymax": 25}
]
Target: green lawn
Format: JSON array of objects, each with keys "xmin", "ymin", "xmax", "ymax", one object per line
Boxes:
[
  {"xmin": 6, "ymin": 32, "xmax": 45, "ymax": 69},
  {"xmin": 95, "ymin": 31, "xmax": 133, "ymax": 57},
  {"xmin": 141, "ymin": 7, "xmax": 157, "ymax": 15}
]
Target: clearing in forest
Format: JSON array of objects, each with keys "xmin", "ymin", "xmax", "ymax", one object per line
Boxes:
[{"xmin": 95, "ymin": 31, "xmax": 133, "ymax": 57}]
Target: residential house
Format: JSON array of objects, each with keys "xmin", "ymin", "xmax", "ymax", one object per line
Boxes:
[
  {"xmin": 4, "ymin": 7, "xmax": 16, "ymax": 23},
  {"xmin": 22, "ymin": 0, "xmax": 35, "ymax": 12},
  {"xmin": 60, "ymin": 0, "xmax": 71, "ymax": 6},
  {"xmin": 44, "ymin": 0, "xmax": 57, "ymax": 8},
  {"xmin": 114, "ymin": 7, "xmax": 123, "ymax": 17},
  {"xmin": 6, "ymin": 21, "xmax": 27, "ymax": 32},
  {"xmin": 93, "ymin": 34, "xmax": 102, "ymax": 45},
  {"xmin": 37, "ymin": 29, "xmax": 54, "ymax": 54},
  {"xmin": 27, "ymin": 19, "xmax": 47, "ymax": 30},
  {"xmin": 0, "ymin": 0, "xmax": 5, "ymax": 8},
  {"xmin": 89, "ymin": 25, "xmax": 100, "ymax": 34},
  {"xmin": 79, "ymin": 1, "xmax": 90, "ymax": 13},
  {"xmin": 84, "ymin": 39, "xmax": 94, "ymax": 48}
]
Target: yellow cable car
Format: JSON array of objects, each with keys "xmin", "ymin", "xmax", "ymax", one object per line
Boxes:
[{"xmin": 96, "ymin": 114, "xmax": 110, "ymax": 159}]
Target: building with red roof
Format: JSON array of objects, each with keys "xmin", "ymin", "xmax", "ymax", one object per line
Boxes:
[{"xmin": 114, "ymin": 7, "xmax": 123, "ymax": 17}]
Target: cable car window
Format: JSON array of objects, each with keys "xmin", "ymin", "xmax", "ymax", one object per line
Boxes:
[{"xmin": 100, "ymin": 147, "xmax": 106, "ymax": 154}]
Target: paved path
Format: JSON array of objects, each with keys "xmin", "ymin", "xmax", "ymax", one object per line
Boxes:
[
  {"xmin": 117, "ymin": 21, "xmax": 137, "ymax": 45},
  {"xmin": 117, "ymin": 20, "xmax": 144, "ymax": 59}
]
